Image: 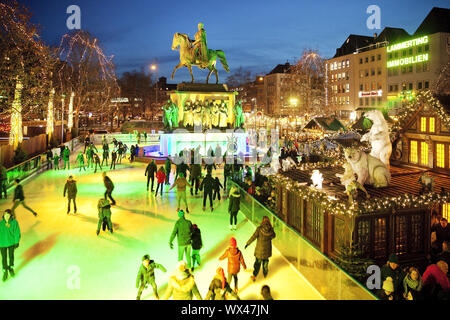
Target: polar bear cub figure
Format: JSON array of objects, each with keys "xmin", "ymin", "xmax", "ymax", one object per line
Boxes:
[
  {"xmin": 344, "ymin": 148, "xmax": 391, "ymax": 188},
  {"xmin": 360, "ymin": 110, "xmax": 392, "ymax": 167}
]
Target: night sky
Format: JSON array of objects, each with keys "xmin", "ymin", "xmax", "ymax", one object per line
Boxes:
[{"xmin": 21, "ymin": 0, "xmax": 449, "ymax": 83}]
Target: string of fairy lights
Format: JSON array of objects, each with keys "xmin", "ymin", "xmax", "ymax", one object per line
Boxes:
[{"xmin": 269, "ymin": 174, "xmax": 450, "ymax": 217}]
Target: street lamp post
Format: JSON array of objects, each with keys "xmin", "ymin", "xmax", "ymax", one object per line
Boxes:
[
  {"xmin": 61, "ymin": 95, "xmax": 65, "ymax": 143},
  {"xmin": 150, "ymin": 64, "xmax": 158, "ymax": 121}
]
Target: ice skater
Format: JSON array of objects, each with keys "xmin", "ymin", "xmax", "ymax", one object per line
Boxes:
[
  {"xmin": 136, "ymin": 254, "xmax": 167, "ymax": 300},
  {"xmin": 0, "ymin": 209, "xmax": 20, "ymax": 282},
  {"xmin": 245, "ymin": 216, "xmax": 276, "ymax": 281},
  {"xmin": 76, "ymin": 151, "xmax": 86, "ymax": 171},
  {"xmin": 103, "ymin": 172, "xmax": 116, "ymax": 205},
  {"xmin": 191, "ymin": 224, "xmax": 202, "ymax": 271},
  {"xmin": 213, "ymin": 176, "xmax": 223, "ymax": 201},
  {"xmin": 96, "ymin": 197, "xmax": 113, "ymax": 235},
  {"xmin": 63, "ymin": 175, "xmax": 77, "ymax": 214},
  {"xmin": 162, "ymin": 261, "xmax": 202, "ymax": 300},
  {"xmin": 93, "ymin": 153, "xmax": 102, "ymax": 173},
  {"xmin": 205, "ymin": 267, "xmax": 240, "ymax": 300},
  {"xmin": 101, "ymin": 144, "xmax": 109, "ymax": 166},
  {"xmin": 0, "ymin": 164, "xmax": 7, "ymax": 199},
  {"xmin": 11, "ymin": 179, "xmax": 37, "ymax": 217},
  {"xmin": 62, "ymin": 146, "xmax": 70, "ymax": 170},
  {"xmin": 169, "ymin": 210, "xmax": 193, "ymax": 269},
  {"xmin": 189, "ymin": 163, "xmax": 201, "ymax": 196},
  {"xmin": 46, "ymin": 149, "xmax": 53, "ymax": 170},
  {"xmin": 145, "ymin": 160, "xmax": 157, "ymax": 192},
  {"xmin": 155, "ymin": 167, "xmax": 166, "ymax": 197},
  {"xmin": 110, "ymin": 149, "xmax": 117, "ymax": 170},
  {"xmin": 165, "ymin": 157, "xmax": 172, "ymax": 185},
  {"xmin": 219, "ymin": 237, "xmax": 247, "ymax": 293},
  {"xmin": 200, "ymin": 172, "xmax": 214, "ymax": 212},
  {"xmin": 53, "ymin": 153, "xmax": 60, "ymax": 170},
  {"xmin": 169, "ymin": 173, "xmax": 191, "ymax": 213},
  {"xmin": 228, "ymin": 186, "xmax": 241, "ymax": 231}
]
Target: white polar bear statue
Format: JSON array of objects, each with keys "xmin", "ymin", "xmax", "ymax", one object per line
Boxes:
[
  {"xmin": 344, "ymin": 148, "xmax": 391, "ymax": 188},
  {"xmin": 360, "ymin": 110, "xmax": 392, "ymax": 167}
]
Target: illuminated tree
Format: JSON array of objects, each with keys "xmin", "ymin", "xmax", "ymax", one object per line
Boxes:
[
  {"xmin": 57, "ymin": 30, "xmax": 119, "ymax": 134},
  {"xmin": 0, "ymin": 0, "xmax": 53, "ymax": 148},
  {"xmin": 288, "ymin": 49, "xmax": 333, "ymax": 117}
]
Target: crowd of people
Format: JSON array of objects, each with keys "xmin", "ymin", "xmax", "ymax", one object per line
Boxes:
[
  {"xmin": 375, "ymin": 216, "xmax": 449, "ymax": 300},
  {"xmin": 0, "ymin": 135, "xmax": 279, "ymax": 300}
]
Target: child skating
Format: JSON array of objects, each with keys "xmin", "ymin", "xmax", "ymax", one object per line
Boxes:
[
  {"xmin": 219, "ymin": 237, "xmax": 247, "ymax": 293},
  {"xmin": 136, "ymin": 254, "xmax": 167, "ymax": 300}
]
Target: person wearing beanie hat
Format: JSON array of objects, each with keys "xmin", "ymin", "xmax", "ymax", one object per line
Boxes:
[
  {"xmin": 219, "ymin": 237, "xmax": 247, "ymax": 293},
  {"xmin": 191, "ymin": 224, "xmax": 203, "ymax": 271},
  {"xmin": 228, "ymin": 186, "xmax": 241, "ymax": 231},
  {"xmin": 205, "ymin": 267, "xmax": 240, "ymax": 300},
  {"xmin": 380, "ymin": 253, "xmax": 405, "ymax": 299},
  {"xmin": 169, "ymin": 210, "xmax": 193, "ymax": 269},
  {"xmin": 162, "ymin": 261, "xmax": 202, "ymax": 300},
  {"xmin": 136, "ymin": 254, "xmax": 167, "ymax": 300},
  {"xmin": 376, "ymin": 277, "xmax": 395, "ymax": 300},
  {"xmin": 169, "ymin": 172, "xmax": 191, "ymax": 213}
]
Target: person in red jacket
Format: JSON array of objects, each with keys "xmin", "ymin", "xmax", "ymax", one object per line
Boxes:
[
  {"xmin": 155, "ymin": 167, "xmax": 166, "ymax": 197},
  {"xmin": 219, "ymin": 237, "xmax": 247, "ymax": 293},
  {"xmin": 422, "ymin": 260, "xmax": 449, "ymax": 299}
]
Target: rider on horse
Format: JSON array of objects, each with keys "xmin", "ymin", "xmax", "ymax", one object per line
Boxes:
[{"xmin": 193, "ymin": 23, "xmax": 208, "ymax": 66}]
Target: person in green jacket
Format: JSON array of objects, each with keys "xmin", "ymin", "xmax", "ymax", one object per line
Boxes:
[
  {"xmin": 86, "ymin": 147, "xmax": 93, "ymax": 169},
  {"xmin": 11, "ymin": 179, "xmax": 37, "ymax": 217},
  {"xmin": 0, "ymin": 209, "xmax": 20, "ymax": 282},
  {"xmin": 76, "ymin": 152, "xmax": 86, "ymax": 171},
  {"xmin": 136, "ymin": 254, "xmax": 167, "ymax": 300},
  {"xmin": 62, "ymin": 146, "xmax": 70, "ymax": 170},
  {"xmin": 53, "ymin": 154, "xmax": 60, "ymax": 170},
  {"xmin": 169, "ymin": 210, "xmax": 193, "ymax": 269},
  {"xmin": 165, "ymin": 157, "xmax": 172, "ymax": 185},
  {"xmin": 63, "ymin": 176, "xmax": 77, "ymax": 214},
  {"xmin": 96, "ymin": 198, "xmax": 113, "ymax": 235}
]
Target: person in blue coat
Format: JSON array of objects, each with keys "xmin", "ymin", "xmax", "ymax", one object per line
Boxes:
[{"xmin": 0, "ymin": 209, "xmax": 20, "ymax": 281}]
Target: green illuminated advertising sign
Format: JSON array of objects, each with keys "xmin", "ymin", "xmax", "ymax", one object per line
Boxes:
[
  {"xmin": 387, "ymin": 53, "xmax": 428, "ymax": 68},
  {"xmin": 387, "ymin": 36, "xmax": 428, "ymax": 53}
]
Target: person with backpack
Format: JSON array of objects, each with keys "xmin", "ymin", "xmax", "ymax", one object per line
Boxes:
[
  {"xmin": 63, "ymin": 175, "xmax": 77, "ymax": 214},
  {"xmin": 136, "ymin": 254, "xmax": 167, "ymax": 300},
  {"xmin": 145, "ymin": 160, "xmax": 157, "ymax": 192},
  {"xmin": 219, "ymin": 237, "xmax": 247, "ymax": 293},
  {"xmin": 191, "ymin": 224, "xmax": 202, "ymax": 271},
  {"xmin": 0, "ymin": 209, "xmax": 20, "ymax": 282},
  {"xmin": 96, "ymin": 197, "xmax": 113, "ymax": 235},
  {"xmin": 200, "ymin": 172, "xmax": 215, "ymax": 212},
  {"xmin": 155, "ymin": 167, "xmax": 166, "ymax": 197},
  {"xmin": 169, "ymin": 210, "xmax": 193, "ymax": 269}
]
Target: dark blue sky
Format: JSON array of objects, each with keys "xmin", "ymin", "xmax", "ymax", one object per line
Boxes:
[{"xmin": 22, "ymin": 0, "xmax": 449, "ymax": 83}]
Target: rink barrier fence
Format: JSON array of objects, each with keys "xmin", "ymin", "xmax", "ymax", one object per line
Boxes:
[{"xmin": 230, "ymin": 181, "xmax": 378, "ymax": 300}]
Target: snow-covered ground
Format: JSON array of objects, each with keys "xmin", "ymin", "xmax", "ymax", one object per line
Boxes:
[{"xmin": 0, "ymin": 146, "xmax": 323, "ymax": 300}]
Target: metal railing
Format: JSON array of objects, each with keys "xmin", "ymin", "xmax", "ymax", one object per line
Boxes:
[{"xmin": 231, "ymin": 181, "xmax": 378, "ymax": 300}]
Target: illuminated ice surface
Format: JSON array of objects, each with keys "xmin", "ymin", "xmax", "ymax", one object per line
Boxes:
[{"xmin": 0, "ymin": 147, "xmax": 322, "ymax": 300}]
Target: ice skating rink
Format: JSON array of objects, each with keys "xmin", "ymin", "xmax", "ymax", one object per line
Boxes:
[{"xmin": 0, "ymin": 149, "xmax": 323, "ymax": 300}]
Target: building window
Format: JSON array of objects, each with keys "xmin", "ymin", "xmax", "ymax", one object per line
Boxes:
[
  {"xmin": 359, "ymin": 58, "xmax": 363, "ymax": 64},
  {"xmin": 410, "ymin": 140, "xmax": 418, "ymax": 163},
  {"xmin": 365, "ymin": 70, "xmax": 369, "ymax": 77},
  {"xmin": 365, "ymin": 57, "xmax": 368, "ymax": 63},
  {"xmin": 409, "ymin": 83, "xmax": 413, "ymax": 90},
  {"xmin": 359, "ymin": 98, "xmax": 363, "ymax": 106},
  {"xmin": 389, "ymin": 85, "xmax": 393, "ymax": 92},
  {"xmin": 443, "ymin": 204, "xmax": 450, "ymax": 221},
  {"xmin": 423, "ymin": 62, "xmax": 429, "ymax": 72},
  {"xmin": 360, "ymin": 71, "xmax": 364, "ymax": 78},
  {"xmin": 371, "ymin": 98, "xmax": 376, "ymax": 106},
  {"xmin": 418, "ymin": 46, "xmax": 422, "ymax": 53},
  {"xmin": 425, "ymin": 81, "xmax": 429, "ymax": 89},
  {"xmin": 429, "ymin": 117, "xmax": 435, "ymax": 133},
  {"xmin": 338, "ymin": 62, "xmax": 341, "ymax": 69},
  {"xmin": 377, "ymin": 54, "xmax": 381, "ymax": 61},
  {"xmin": 418, "ymin": 81, "xmax": 423, "ymax": 90},
  {"xmin": 346, "ymin": 59, "xmax": 349, "ymax": 67},
  {"xmin": 425, "ymin": 44, "xmax": 429, "ymax": 52},
  {"xmin": 421, "ymin": 141, "xmax": 429, "ymax": 166},
  {"xmin": 394, "ymin": 85, "xmax": 398, "ymax": 92},
  {"xmin": 371, "ymin": 56, "xmax": 375, "ymax": 62},
  {"xmin": 377, "ymin": 68, "xmax": 381, "ymax": 75},
  {"xmin": 436, "ymin": 143, "xmax": 445, "ymax": 168},
  {"xmin": 371, "ymin": 69, "xmax": 375, "ymax": 76},
  {"xmin": 365, "ymin": 98, "xmax": 369, "ymax": 106},
  {"xmin": 421, "ymin": 117, "xmax": 427, "ymax": 132},
  {"xmin": 417, "ymin": 63, "xmax": 422, "ymax": 73}
]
